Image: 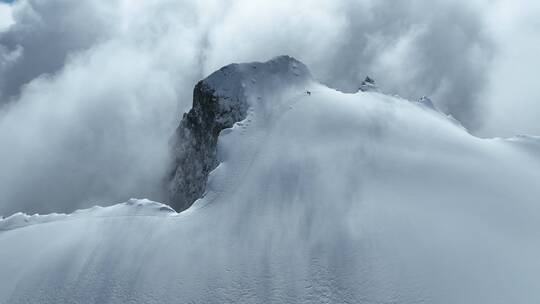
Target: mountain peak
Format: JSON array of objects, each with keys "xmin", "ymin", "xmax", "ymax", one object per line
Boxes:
[
  {"xmin": 359, "ymin": 76, "xmax": 379, "ymax": 92},
  {"xmin": 202, "ymin": 55, "xmax": 312, "ymax": 98},
  {"xmin": 168, "ymin": 56, "xmax": 313, "ymax": 211}
]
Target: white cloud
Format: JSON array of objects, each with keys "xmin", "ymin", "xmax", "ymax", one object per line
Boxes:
[
  {"xmin": 478, "ymin": 0, "xmax": 540, "ymax": 137},
  {"xmin": 0, "ymin": 0, "xmax": 208, "ymax": 214},
  {"xmin": 0, "ymin": 0, "xmax": 539, "ymax": 214},
  {"xmin": 0, "ymin": 3, "xmax": 14, "ymax": 32}
]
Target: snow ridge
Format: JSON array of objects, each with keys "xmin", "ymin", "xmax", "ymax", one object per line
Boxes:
[{"xmin": 0, "ymin": 199, "xmax": 176, "ymax": 231}]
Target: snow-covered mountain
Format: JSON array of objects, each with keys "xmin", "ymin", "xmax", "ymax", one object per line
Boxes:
[{"xmin": 1, "ymin": 56, "xmax": 540, "ymax": 303}]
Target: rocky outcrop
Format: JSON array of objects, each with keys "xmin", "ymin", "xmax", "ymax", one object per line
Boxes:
[
  {"xmin": 168, "ymin": 80, "xmax": 248, "ymax": 212},
  {"xmin": 359, "ymin": 76, "xmax": 379, "ymax": 92},
  {"xmin": 417, "ymin": 96, "xmax": 436, "ymax": 109},
  {"xmin": 167, "ymin": 56, "xmax": 311, "ymax": 212}
]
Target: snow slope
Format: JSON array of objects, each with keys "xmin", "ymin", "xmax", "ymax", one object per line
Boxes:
[{"xmin": 1, "ymin": 56, "xmax": 540, "ymax": 303}]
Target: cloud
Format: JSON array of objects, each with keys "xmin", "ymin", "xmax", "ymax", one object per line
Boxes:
[
  {"xmin": 0, "ymin": 0, "xmax": 207, "ymax": 215},
  {"xmin": 0, "ymin": 3, "xmax": 13, "ymax": 32},
  {"xmin": 0, "ymin": 0, "xmax": 120, "ymax": 100},
  {"xmin": 0, "ymin": 0, "xmax": 538, "ymax": 215},
  {"xmin": 477, "ymin": 0, "xmax": 540, "ymax": 137},
  {"xmin": 203, "ymin": 0, "xmax": 498, "ymax": 130}
]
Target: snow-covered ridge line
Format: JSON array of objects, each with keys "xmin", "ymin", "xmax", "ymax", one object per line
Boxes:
[
  {"xmin": 2, "ymin": 57, "xmax": 540, "ymax": 304},
  {"xmin": 500, "ymin": 134, "xmax": 540, "ymax": 157},
  {"xmin": 0, "ymin": 199, "xmax": 176, "ymax": 231},
  {"xmin": 503, "ymin": 134, "xmax": 540, "ymax": 141}
]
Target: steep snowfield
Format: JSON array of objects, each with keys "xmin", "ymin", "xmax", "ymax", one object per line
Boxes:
[{"xmin": 1, "ymin": 57, "xmax": 540, "ymax": 303}]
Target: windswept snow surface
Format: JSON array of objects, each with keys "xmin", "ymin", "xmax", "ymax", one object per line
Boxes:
[{"xmin": 1, "ymin": 57, "xmax": 540, "ymax": 303}]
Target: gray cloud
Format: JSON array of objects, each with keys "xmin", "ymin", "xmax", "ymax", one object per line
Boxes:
[
  {"xmin": 0, "ymin": 0, "xmax": 537, "ymax": 215},
  {"xmin": 0, "ymin": 0, "xmax": 206, "ymax": 215},
  {"xmin": 333, "ymin": 0, "xmax": 494, "ymax": 130},
  {"xmin": 0, "ymin": 0, "xmax": 117, "ymax": 101},
  {"xmin": 201, "ymin": 0, "xmax": 495, "ymax": 130}
]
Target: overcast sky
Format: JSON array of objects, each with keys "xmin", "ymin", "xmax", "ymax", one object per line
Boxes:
[{"xmin": 0, "ymin": 0, "xmax": 539, "ymax": 215}]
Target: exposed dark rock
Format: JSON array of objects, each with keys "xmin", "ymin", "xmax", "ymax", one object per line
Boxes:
[
  {"xmin": 167, "ymin": 80, "xmax": 248, "ymax": 212},
  {"xmin": 167, "ymin": 56, "xmax": 311, "ymax": 212},
  {"xmin": 359, "ymin": 76, "xmax": 379, "ymax": 92}
]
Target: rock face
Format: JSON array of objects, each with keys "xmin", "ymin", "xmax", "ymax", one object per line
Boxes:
[
  {"xmin": 168, "ymin": 56, "xmax": 312, "ymax": 212},
  {"xmin": 359, "ymin": 76, "xmax": 379, "ymax": 92},
  {"xmin": 168, "ymin": 80, "xmax": 248, "ymax": 212}
]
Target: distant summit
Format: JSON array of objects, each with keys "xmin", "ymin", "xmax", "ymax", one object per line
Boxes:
[
  {"xmin": 418, "ymin": 96, "xmax": 436, "ymax": 109},
  {"xmin": 359, "ymin": 76, "xmax": 379, "ymax": 92}
]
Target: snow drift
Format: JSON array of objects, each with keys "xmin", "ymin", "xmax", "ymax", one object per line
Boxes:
[{"xmin": 1, "ymin": 56, "xmax": 540, "ymax": 304}]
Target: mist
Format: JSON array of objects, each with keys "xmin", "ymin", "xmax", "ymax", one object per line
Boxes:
[{"xmin": 0, "ymin": 0, "xmax": 538, "ymax": 215}]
